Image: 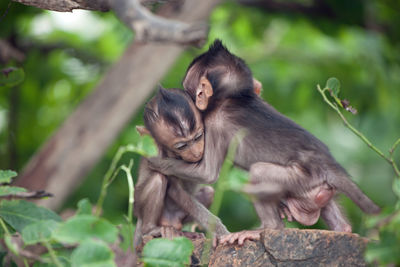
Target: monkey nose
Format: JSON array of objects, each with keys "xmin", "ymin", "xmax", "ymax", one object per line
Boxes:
[{"xmin": 192, "ymin": 152, "xmax": 203, "ymax": 161}]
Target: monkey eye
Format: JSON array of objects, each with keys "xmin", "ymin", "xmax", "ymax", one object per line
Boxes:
[
  {"xmin": 174, "ymin": 142, "xmax": 188, "ymax": 150},
  {"xmin": 194, "ymin": 130, "xmax": 203, "ymax": 141}
]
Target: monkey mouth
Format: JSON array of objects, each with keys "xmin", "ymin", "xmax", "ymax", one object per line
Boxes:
[{"xmin": 184, "ymin": 155, "xmax": 203, "ymax": 163}]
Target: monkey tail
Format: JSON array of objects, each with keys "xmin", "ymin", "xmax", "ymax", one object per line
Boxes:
[
  {"xmin": 132, "ymin": 219, "xmax": 142, "ymax": 265},
  {"xmin": 329, "ymin": 168, "xmax": 380, "ymax": 214}
]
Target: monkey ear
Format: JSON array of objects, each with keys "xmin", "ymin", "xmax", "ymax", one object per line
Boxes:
[
  {"xmin": 136, "ymin": 125, "xmax": 151, "ymax": 136},
  {"xmin": 196, "ymin": 76, "xmax": 214, "ymax": 110},
  {"xmin": 253, "ymin": 78, "xmax": 262, "ymax": 96}
]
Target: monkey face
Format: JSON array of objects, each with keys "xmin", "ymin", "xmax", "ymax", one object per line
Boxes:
[
  {"xmin": 158, "ymin": 126, "xmax": 204, "ymax": 163},
  {"xmin": 153, "ymin": 116, "xmax": 205, "ymax": 163},
  {"xmin": 173, "ymin": 129, "xmax": 204, "ymax": 162}
]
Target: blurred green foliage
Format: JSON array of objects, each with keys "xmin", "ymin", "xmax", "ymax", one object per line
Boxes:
[{"xmin": 1, "ymin": 0, "xmax": 400, "ymax": 264}]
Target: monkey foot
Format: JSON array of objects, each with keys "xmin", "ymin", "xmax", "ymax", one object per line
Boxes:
[
  {"xmin": 217, "ymin": 230, "xmax": 262, "ymax": 246},
  {"xmin": 160, "ymin": 226, "xmax": 184, "ymax": 239},
  {"xmin": 182, "ymin": 231, "xmax": 205, "ymax": 239}
]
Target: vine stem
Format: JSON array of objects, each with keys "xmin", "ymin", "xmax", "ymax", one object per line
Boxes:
[
  {"xmin": 95, "ymin": 145, "xmax": 135, "ymax": 216},
  {"xmin": 121, "ymin": 160, "xmax": 135, "ymax": 223},
  {"xmin": 317, "ymin": 85, "xmax": 400, "ymax": 178},
  {"xmin": 43, "ymin": 241, "xmax": 63, "ymax": 267},
  {"xmin": 0, "ymin": 218, "xmax": 10, "ymax": 235}
]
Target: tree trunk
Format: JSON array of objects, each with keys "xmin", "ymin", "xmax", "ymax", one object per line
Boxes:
[{"xmin": 14, "ymin": 0, "xmax": 220, "ymax": 210}]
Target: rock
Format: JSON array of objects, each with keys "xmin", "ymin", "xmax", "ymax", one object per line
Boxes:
[
  {"xmin": 136, "ymin": 228, "xmax": 368, "ymax": 266},
  {"xmin": 207, "ymin": 229, "xmax": 368, "ymax": 267}
]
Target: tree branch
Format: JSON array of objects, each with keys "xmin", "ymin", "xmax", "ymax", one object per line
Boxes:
[
  {"xmin": 111, "ymin": 0, "xmax": 208, "ymax": 46},
  {"xmin": 12, "ymin": 0, "xmax": 109, "ymax": 12},
  {"xmin": 12, "ymin": 0, "xmax": 208, "ymax": 45}
]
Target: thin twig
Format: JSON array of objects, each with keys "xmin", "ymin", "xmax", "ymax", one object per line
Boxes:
[{"xmin": 316, "ymin": 84, "xmax": 400, "ymax": 178}]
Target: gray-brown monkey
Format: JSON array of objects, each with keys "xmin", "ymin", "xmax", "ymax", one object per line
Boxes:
[
  {"xmin": 148, "ymin": 40, "xmax": 380, "ymax": 245},
  {"xmin": 133, "ymin": 88, "xmax": 229, "ymax": 254},
  {"xmin": 133, "ymin": 78, "xmax": 263, "ymax": 249}
]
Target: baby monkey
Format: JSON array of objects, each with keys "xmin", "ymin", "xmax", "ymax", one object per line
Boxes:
[
  {"xmin": 134, "ymin": 80, "xmax": 263, "ymax": 249},
  {"xmin": 133, "ymin": 87, "xmax": 229, "ymax": 252},
  {"xmin": 148, "ymin": 40, "xmax": 381, "ymax": 245}
]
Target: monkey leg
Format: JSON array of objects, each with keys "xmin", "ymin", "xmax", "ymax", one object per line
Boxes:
[
  {"xmin": 245, "ymin": 162, "xmax": 308, "ymax": 226},
  {"xmin": 218, "ymin": 162, "xmax": 293, "ymax": 246},
  {"xmin": 321, "ymin": 199, "xmax": 352, "ymax": 233},
  {"xmin": 159, "ymin": 184, "xmax": 215, "ymax": 240},
  {"xmin": 182, "ymin": 185, "xmax": 214, "ymax": 225},
  {"xmin": 160, "ymin": 196, "xmax": 185, "ymax": 230},
  {"xmin": 137, "ymin": 171, "xmax": 168, "ymax": 236}
]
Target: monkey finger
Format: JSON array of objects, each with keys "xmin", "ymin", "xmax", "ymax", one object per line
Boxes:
[
  {"xmin": 238, "ymin": 235, "xmax": 246, "ymax": 245},
  {"xmin": 217, "ymin": 234, "xmax": 231, "ymax": 245},
  {"xmin": 229, "ymin": 233, "xmax": 239, "ymax": 244},
  {"xmin": 239, "ymin": 230, "xmax": 261, "ymax": 245}
]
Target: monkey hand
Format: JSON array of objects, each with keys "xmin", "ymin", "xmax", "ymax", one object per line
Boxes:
[{"xmin": 215, "ymin": 230, "xmax": 262, "ymax": 246}]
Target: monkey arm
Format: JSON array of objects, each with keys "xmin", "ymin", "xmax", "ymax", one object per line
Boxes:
[
  {"xmin": 148, "ymin": 130, "xmax": 228, "ymax": 184},
  {"xmin": 147, "ymin": 156, "xmax": 221, "ymax": 184}
]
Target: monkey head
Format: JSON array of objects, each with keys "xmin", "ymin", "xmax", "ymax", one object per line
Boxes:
[
  {"xmin": 142, "ymin": 87, "xmax": 204, "ymax": 163},
  {"xmin": 183, "ymin": 39, "xmax": 257, "ymax": 111}
]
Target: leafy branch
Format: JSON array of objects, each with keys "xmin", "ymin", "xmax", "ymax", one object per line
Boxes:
[{"xmin": 317, "ymin": 78, "xmax": 400, "ymax": 178}]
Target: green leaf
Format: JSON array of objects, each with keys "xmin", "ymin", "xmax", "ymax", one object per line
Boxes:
[
  {"xmin": 0, "ymin": 200, "xmax": 61, "ymax": 232},
  {"xmin": 0, "ymin": 170, "xmax": 17, "ymax": 184},
  {"xmin": 226, "ymin": 167, "xmax": 249, "ymax": 191},
  {"xmin": 141, "ymin": 237, "xmax": 194, "ymax": 267},
  {"xmin": 131, "ymin": 130, "xmax": 158, "ymax": 157},
  {"xmin": 21, "ymin": 220, "xmax": 59, "ymax": 245},
  {"xmin": 366, "ymin": 230, "xmax": 400, "ymax": 264},
  {"xmin": 71, "ymin": 239, "xmax": 115, "ymax": 267},
  {"xmin": 0, "ymin": 186, "xmax": 27, "ymax": 197},
  {"xmin": 0, "ymin": 68, "xmax": 25, "ymax": 87},
  {"xmin": 326, "ymin": 77, "xmax": 341, "ymax": 96},
  {"xmin": 77, "ymin": 198, "xmax": 92, "ymax": 215},
  {"xmin": 393, "ymin": 179, "xmax": 400, "ymax": 199},
  {"xmin": 54, "ymin": 215, "xmax": 118, "ymax": 244}
]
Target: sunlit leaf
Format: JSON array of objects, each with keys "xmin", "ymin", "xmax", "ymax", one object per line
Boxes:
[
  {"xmin": 132, "ymin": 134, "xmax": 158, "ymax": 157},
  {"xmin": 77, "ymin": 198, "xmax": 92, "ymax": 215},
  {"xmin": 0, "ymin": 67, "xmax": 25, "ymax": 87},
  {"xmin": 326, "ymin": 77, "xmax": 341, "ymax": 97},
  {"xmin": 0, "ymin": 200, "xmax": 61, "ymax": 232},
  {"xmin": 141, "ymin": 237, "xmax": 194, "ymax": 267},
  {"xmin": 21, "ymin": 220, "xmax": 59, "ymax": 245},
  {"xmin": 54, "ymin": 214, "xmax": 118, "ymax": 244},
  {"xmin": 0, "ymin": 170, "xmax": 17, "ymax": 184},
  {"xmin": 71, "ymin": 239, "xmax": 115, "ymax": 267}
]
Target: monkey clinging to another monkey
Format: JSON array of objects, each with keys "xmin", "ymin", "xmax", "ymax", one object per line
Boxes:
[
  {"xmin": 133, "ymin": 88, "xmax": 229, "ymax": 252},
  {"xmin": 148, "ymin": 40, "xmax": 380, "ymax": 245}
]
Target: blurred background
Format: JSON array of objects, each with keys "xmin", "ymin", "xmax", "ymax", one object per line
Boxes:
[{"xmin": 0, "ymin": 0, "xmax": 399, "ymax": 237}]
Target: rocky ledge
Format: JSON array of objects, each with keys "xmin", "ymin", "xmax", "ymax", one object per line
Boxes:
[{"xmin": 191, "ymin": 229, "xmax": 369, "ymax": 266}]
